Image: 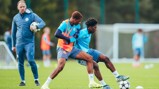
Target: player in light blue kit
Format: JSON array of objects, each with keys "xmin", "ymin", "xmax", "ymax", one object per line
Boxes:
[
  {"xmin": 41, "ymin": 11, "xmax": 102, "ymax": 89},
  {"xmin": 132, "ymin": 29, "xmax": 147, "ymax": 67},
  {"xmin": 11, "ymin": 0, "xmax": 45, "ymax": 86},
  {"xmin": 75, "ymin": 18, "xmax": 129, "ymax": 89}
]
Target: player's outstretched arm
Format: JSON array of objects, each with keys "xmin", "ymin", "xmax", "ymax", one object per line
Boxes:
[{"xmin": 54, "ymin": 30, "xmax": 70, "ymax": 43}]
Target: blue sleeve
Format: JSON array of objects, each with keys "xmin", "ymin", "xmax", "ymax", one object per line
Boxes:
[
  {"xmin": 57, "ymin": 21, "xmax": 67, "ymax": 32},
  {"xmin": 33, "ymin": 13, "xmax": 46, "ymax": 29},
  {"xmin": 54, "ymin": 30, "xmax": 76, "ymax": 43},
  {"xmin": 11, "ymin": 18, "xmax": 17, "ymax": 47},
  {"xmin": 77, "ymin": 30, "xmax": 85, "ymax": 40},
  {"xmin": 54, "ymin": 30, "xmax": 70, "ymax": 43}
]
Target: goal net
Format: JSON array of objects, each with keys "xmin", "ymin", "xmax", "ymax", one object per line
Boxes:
[
  {"xmin": 0, "ymin": 41, "xmax": 17, "ymax": 69},
  {"xmin": 96, "ymin": 23, "xmax": 159, "ymax": 62}
]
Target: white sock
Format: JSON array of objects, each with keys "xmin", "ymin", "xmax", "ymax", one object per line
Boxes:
[
  {"xmin": 22, "ymin": 80, "xmax": 25, "ymax": 83},
  {"xmin": 43, "ymin": 77, "xmax": 52, "ymax": 86},
  {"xmin": 34, "ymin": 79, "xmax": 38, "ymax": 81},
  {"xmin": 88, "ymin": 74, "xmax": 94, "ymax": 83},
  {"xmin": 113, "ymin": 71, "xmax": 120, "ymax": 78},
  {"xmin": 47, "ymin": 59, "xmax": 51, "ymax": 66},
  {"xmin": 44, "ymin": 60, "xmax": 47, "ymax": 66},
  {"xmin": 99, "ymin": 80, "xmax": 107, "ymax": 86}
]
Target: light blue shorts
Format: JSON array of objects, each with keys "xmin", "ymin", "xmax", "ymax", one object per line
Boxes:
[
  {"xmin": 57, "ymin": 47, "xmax": 81, "ymax": 60},
  {"xmin": 42, "ymin": 50, "xmax": 51, "ymax": 55},
  {"xmin": 78, "ymin": 49, "xmax": 101, "ymax": 66},
  {"xmin": 134, "ymin": 48, "xmax": 142, "ymax": 56}
]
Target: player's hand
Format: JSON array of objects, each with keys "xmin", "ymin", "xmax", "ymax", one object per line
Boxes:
[
  {"xmin": 30, "ymin": 25, "xmax": 37, "ymax": 31},
  {"xmin": 50, "ymin": 42, "xmax": 55, "ymax": 47},
  {"xmin": 12, "ymin": 47, "xmax": 16, "ymax": 52}
]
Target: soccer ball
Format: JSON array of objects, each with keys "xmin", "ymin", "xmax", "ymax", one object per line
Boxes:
[
  {"xmin": 30, "ymin": 22, "xmax": 40, "ymax": 32},
  {"xmin": 119, "ymin": 80, "xmax": 130, "ymax": 89}
]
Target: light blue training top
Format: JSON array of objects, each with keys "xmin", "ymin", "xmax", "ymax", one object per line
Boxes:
[
  {"xmin": 75, "ymin": 28, "xmax": 91, "ymax": 52},
  {"xmin": 57, "ymin": 19, "xmax": 81, "ymax": 43}
]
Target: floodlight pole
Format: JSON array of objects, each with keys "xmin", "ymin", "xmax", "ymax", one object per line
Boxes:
[
  {"xmin": 64, "ymin": 0, "xmax": 69, "ymax": 19},
  {"xmin": 100, "ymin": 0, "xmax": 105, "ymax": 24}
]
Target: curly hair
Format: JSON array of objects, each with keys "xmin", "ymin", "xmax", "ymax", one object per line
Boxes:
[{"xmin": 85, "ymin": 18, "xmax": 98, "ymax": 27}]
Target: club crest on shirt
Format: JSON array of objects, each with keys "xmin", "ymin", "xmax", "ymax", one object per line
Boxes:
[{"xmin": 25, "ymin": 18, "xmax": 29, "ymax": 22}]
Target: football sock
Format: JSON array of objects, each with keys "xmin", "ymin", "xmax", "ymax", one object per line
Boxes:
[
  {"xmin": 113, "ymin": 71, "xmax": 120, "ymax": 78},
  {"xmin": 99, "ymin": 80, "xmax": 107, "ymax": 86},
  {"xmin": 34, "ymin": 79, "xmax": 38, "ymax": 81},
  {"xmin": 88, "ymin": 74, "xmax": 94, "ymax": 83},
  {"xmin": 43, "ymin": 77, "xmax": 52, "ymax": 86},
  {"xmin": 22, "ymin": 80, "xmax": 25, "ymax": 83}
]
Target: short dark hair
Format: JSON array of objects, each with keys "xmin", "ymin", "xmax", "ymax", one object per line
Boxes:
[
  {"xmin": 138, "ymin": 28, "xmax": 143, "ymax": 32},
  {"xmin": 71, "ymin": 11, "xmax": 83, "ymax": 20},
  {"xmin": 85, "ymin": 18, "xmax": 98, "ymax": 27}
]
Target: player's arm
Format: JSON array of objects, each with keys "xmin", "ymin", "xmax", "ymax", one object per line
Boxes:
[
  {"xmin": 33, "ymin": 13, "xmax": 46, "ymax": 29},
  {"xmin": 43, "ymin": 35, "xmax": 54, "ymax": 46},
  {"xmin": 76, "ymin": 29, "xmax": 85, "ymax": 40},
  {"xmin": 11, "ymin": 18, "xmax": 17, "ymax": 51},
  {"xmin": 54, "ymin": 22, "xmax": 76, "ymax": 43},
  {"xmin": 54, "ymin": 30, "xmax": 72, "ymax": 43},
  {"xmin": 73, "ymin": 24, "xmax": 82, "ymax": 39}
]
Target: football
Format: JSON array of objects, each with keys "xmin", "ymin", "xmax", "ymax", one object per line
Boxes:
[
  {"xmin": 30, "ymin": 22, "xmax": 40, "ymax": 32},
  {"xmin": 119, "ymin": 80, "xmax": 130, "ymax": 89}
]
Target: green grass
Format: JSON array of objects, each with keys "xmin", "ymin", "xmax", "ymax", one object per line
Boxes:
[{"xmin": 0, "ymin": 60, "xmax": 159, "ymax": 89}]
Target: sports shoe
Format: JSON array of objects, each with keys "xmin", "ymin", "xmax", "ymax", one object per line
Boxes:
[
  {"xmin": 19, "ymin": 82, "xmax": 26, "ymax": 86},
  {"xmin": 35, "ymin": 80, "xmax": 40, "ymax": 86},
  {"xmin": 116, "ymin": 75, "xmax": 129, "ymax": 82},
  {"xmin": 41, "ymin": 85, "xmax": 50, "ymax": 89},
  {"xmin": 89, "ymin": 81, "xmax": 102, "ymax": 88},
  {"xmin": 103, "ymin": 85, "xmax": 111, "ymax": 89}
]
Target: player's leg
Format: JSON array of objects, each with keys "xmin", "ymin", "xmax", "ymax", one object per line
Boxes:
[
  {"xmin": 75, "ymin": 51, "xmax": 93, "ymax": 74},
  {"xmin": 25, "ymin": 43, "xmax": 40, "ymax": 86},
  {"xmin": 16, "ymin": 44, "xmax": 25, "ymax": 86},
  {"xmin": 41, "ymin": 48, "xmax": 67, "ymax": 89},
  {"xmin": 93, "ymin": 61, "xmax": 102, "ymax": 81},
  {"xmin": 98, "ymin": 52, "xmax": 129, "ymax": 82},
  {"xmin": 50, "ymin": 58, "xmax": 66, "ymax": 79},
  {"xmin": 133, "ymin": 48, "xmax": 140, "ymax": 67},
  {"xmin": 78, "ymin": 60, "xmax": 104, "ymax": 88},
  {"xmin": 70, "ymin": 47, "xmax": 101, "ymax": 88},
  {"xmin": 41, "ymin": 58, "xmax": 66, "ymax": 89},
  {"xmin": 98, "ymin": 54, "xmax": 116, "ymax": 72},
  {"xmin": 87, "ymin": 49, "xmax": 111, "ymax": 88},
  {"xmin": 93, "ymin": 61, "xmax": 111, "ymax": 89},
  {"xmin": 42, "ymin": 50, "xmax": 47, "ymax": 67},
  {"xmin": 42, "ymin": 50, "xmax": 51, "ymax": 67},
  {"xmin": 46, "ymin": 50, "xmax": 51, "ymax": 67}
]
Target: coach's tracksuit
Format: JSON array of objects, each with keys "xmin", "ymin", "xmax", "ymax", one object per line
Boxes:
[{"xmin": 11, "ymin": 9, "xmax": 45, "ymax": 81}]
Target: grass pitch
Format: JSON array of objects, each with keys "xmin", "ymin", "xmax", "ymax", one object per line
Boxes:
[{"xmin": 0, "ymin": 60, "xmax": 159, "ymax": 89}]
